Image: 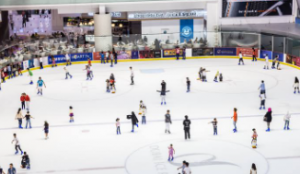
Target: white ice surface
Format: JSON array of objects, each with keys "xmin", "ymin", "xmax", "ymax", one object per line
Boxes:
[{"xmin": 0, "ymin": 59, "xmax": 300, "ymax": 174}]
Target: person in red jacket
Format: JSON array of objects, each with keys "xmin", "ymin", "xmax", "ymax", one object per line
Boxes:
[
  {"xmin": 24, "ymin": 93, "xmax": 30, "ymax": 111},
  {"xmin": 20, "ymin": 93, "xmax": 26, "ymax": 110}
]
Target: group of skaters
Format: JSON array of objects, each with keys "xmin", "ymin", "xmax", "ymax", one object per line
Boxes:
[{"xmin": 198, "ymin": 68, "xmax": 223, "ymax": 83}]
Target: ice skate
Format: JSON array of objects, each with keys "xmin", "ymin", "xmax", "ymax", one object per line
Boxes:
[
  {"xmin": 15, "ymin": 151, "xmax": 18, "ymax": 155},
  {"xmin": 164, "ymin": 102, "xmax": 166, "ymax": 105},
  {"xmin": 287, "ymin": 127, "xmax": 290, "ymax": 130},
  {"xmin": 21, "ymin": 151, "xmax": 23, "ymax": 155}
]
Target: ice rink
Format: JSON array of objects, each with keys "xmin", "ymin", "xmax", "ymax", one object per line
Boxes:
[{"xmin": 0, "ymin": 58, "xmax": 300, "ymax": 174}]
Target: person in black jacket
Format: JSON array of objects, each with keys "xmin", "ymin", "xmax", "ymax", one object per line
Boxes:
[
  {"xmin": 264, "ymin": 108, "xmax": 272, "ymax": 132},
  {"xmin": 161, "ymin": 80, "xmax": 166, "ymax": 91},
  {"xmin": 186, "ymin": 77, "xmax": 190, "ymax": 93},
  {"xmin": 183, "ymin": 116, "xmax": 191, "ymax": 140},
  {"xmin": 21, "ymin": 152, "xmax": 30, "ymax": 169},
  {"xmin": 165, "ymin": 110, "xmax": 172, "ymax": 134},
  {"xmin": 127, "ymin": 112, "xmax": 139, "ymax": 133}
]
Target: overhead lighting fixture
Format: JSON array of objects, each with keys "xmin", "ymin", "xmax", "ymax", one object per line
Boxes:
[
  {"xmin": 112, "ymin": 23, "xmax": 115, "ymax": 27},
  {"xmin": 119, "ymin": 23, "xmax": 123, "ymax": 28}
]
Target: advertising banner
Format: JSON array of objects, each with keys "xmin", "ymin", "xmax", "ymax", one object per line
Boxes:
[
  {"xmin": 139, "ymin": 50, "xmax": 161, "ymax": 58},
  {"xmin": 117, "ymin": 50, "xmax": 132, "ymax": 59},
  {"xmin": 48, "ymin": 55, "xmax": 67, "ymax": 64},
  {"xmin": 163, "ymin": 49, "xmax": 184, "ymax": 58},
  {"xmin": 286, "ymin": 54, "xmax": 300, "ymax": 67},
  {"xmin": 70, "ymin": 53, "xmax": 93, "ymax": 62},
  {"xmin": 180, "ymin": 19, "xmax": 194, "ymax": 43},
  {"xmin": 222, "ymin": 0, "xmax": 293, "ymax": 17},
  {"xmin": 131, "ymin": 50, "xmax": 139, "ymax": 59},
  {"xmin": 214, "ymin": 48, "xmax": 236, "ymax": 56},
  {"xmin": 260, "ymin": 50, "xmax": 272, "ymax": 59},
  {"xmin": 192, "ymin": 48, "xmax": 214, "ymax": 56},
  {"xmin": 236, "ymin": 48, "xmax": 258, "ymax": 57},
  {"xmin": 272, "ymin": 52, "xmax": 284, "ymax": 62},
  {"xmin": 93, "ymin": 52, "xmax": 101, "ymax": 61}
]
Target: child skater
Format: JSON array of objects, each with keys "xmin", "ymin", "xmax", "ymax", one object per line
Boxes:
[
  {"xmin": 209, "ymin": 118, "xmax": 218, "ymax": 135},
  {"xmin": 157, "ymin": 88, "xmax": 169, "ymax": 105},
  {"xmin": 201, "ymin": 68, "xmax": 209, "ymax": 82},
  {"xmin": 213, "ymin": 71, "xmax": 219, "ymax": 82},
  {"xmin": 272, "ymin": 56, "xmax": 278, "ymax": 69},
  {"xmin": 127, "ymin": 112, "xmax": 139, "ymax": 133},
  {"xmin": 110, "ymin": 78, "xmax": 116, "ymax": 93},
  {"xmin": 139, "ymin": 100, "xmax": 145, "ymax": 115},
  {"xmin": 283, "ymin": 111, "xmax": 291, "ymax": 130},
  {"xmin": 142, "ymin": 106, "xmax": 147, "ymax": 124},
  {"xmin": 168, "ymin": 144, "xmax": 175, "ymax": 161},
  {"xmin": 165, "ymin": 110, "xmax": 172, "ymax": 134},
  {"xmin": 116, "ymin": 118, "xmax": 121, "ymax": 135},
  {"xmin": 259, "ymin": 93, "xmax": 266, "ymax": 110},
  {"xmin": 37, "ymin": 77, "xmax": 46, "ymax": 95},
  {"xmin": 219, "ymin": 73, "xmax": 223, "ymax": 82},
  {"xmin": 294, "ymin": 77, "xmax": 299, "ymax": 94},
  {"xmin": 264, "ymin": 54, "xmax": 269, "ymax": 70},
  {"xmin": 27, "ymin": 68, "xmax": 33, "ymax": 85},
  {"xmin": 44, "ymin": 121, "xmax": 49, "ymax": 140},
  {"xmin": 69, "ymin": 106, "xmax": 74, "ymax": 123},
  {"xmin": 231, "ymin": 108, "xmax": 238, "ymax": 133},
  {"xmin": 238, "ymin": 52, "xmax": 244, "ymax": 65},
  {"xmin": 106, "ymin": 79, "xmax": 110, "ymax": 93},
  {"xmin": 51, "ymin": 56, "xmax": 57, "ymax": 68},
  {"xmin": 198, "ymin": 67, "xmax": 203, "ymax": 80},
  {"xmin": 251, "ymin": 128, "xmax": 258, "ymax": 148},
  {"xmin": 186, "ymin": 77, "xmax": 190, "ymax": 92},
  {"xmin": 64, "ymin": 67, "xmax": 72, "ymax": 80},
  {"xmin": 84, "ymin": 65, "xmax": 92, "ymax": 80}
]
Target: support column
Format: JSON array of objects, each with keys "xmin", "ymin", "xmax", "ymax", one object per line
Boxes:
[
  {"xmin": 94, "ymin": 6, "xmax": 112, "ymax": 52},
  {"xmin": 206, "ymin": 2, "xmax": 219, "ymax": 47}
]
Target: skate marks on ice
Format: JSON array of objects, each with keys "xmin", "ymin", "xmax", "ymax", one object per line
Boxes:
[
  {"xmin": 140, "ymin": 69, "xmax": 165, "ymax": 74},
  {"xmin": 125, "ymin": 139, "xmax": 269, "ymax": 174}
]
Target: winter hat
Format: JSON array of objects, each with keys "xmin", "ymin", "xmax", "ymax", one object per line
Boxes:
[{"xmin": 268, "ymin": 108, "xmax": 272, "ymax": 112}]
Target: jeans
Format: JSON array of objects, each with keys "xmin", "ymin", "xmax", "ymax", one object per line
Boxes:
[
  {"xmin": 18, "ymin": 119, "xmax": 22, "ymax": 128},
  {"xmin": 284, "ymin": 120, "xmax": 290, "ymax": 128},
  {"xmin": 66, "ymin": 72, "xmax": 72, "ymax": 79},
  {"xmin": 114, "ymin": 58, "xmax": 117, "ymax": 64},
  {"xmin": 26, "ymin": 119, "xmax": 32, "ymax": 128},
  {"xmin": 187, "ymin": 85, "xmax": 190, "ymax": 91},
  {"xmin": 142, "ymin": 116, "xmax": 146, "ymax": 124},
  {"xmin": 213, "ymin": 127, "xmax": 217, "ymax": 135},
  {"xmin": 116, "ymin": 126, "xmax": 121, "ymax": 134},
  {"xmin": 176, "ymin": 54, "xmax": 179, "ymax": 60},
  {"xmin": 101, "ymin": 58, "xmax": 105, "ymax": 64},
  {"xmin": 184, "ymin": 128, "xmax": 190, "ymax": 139},
  {"xmin": 40, "ymin": 62, "xmax": 43, "ymax": 69},
  {"xmin": 253, "ymin": 55, "xmax": 257, "ymax": 61},
  {"xmin": 111, "ymin": 60, "xmax": 113, "ymax": 67},
  {"xmin": 21, "ymin": 101, "xmax": 25, "ymax": 109},
  {"xmin": 239, "ymin": 58, "xmax": 244, "ymax": 65},
  {"xmin": 233, "ymin": 121, "xmax": 237, "ymax": 130},
  {"xmin": 15, "ymin": 145, "xmax": 22, "ymax": 153}
]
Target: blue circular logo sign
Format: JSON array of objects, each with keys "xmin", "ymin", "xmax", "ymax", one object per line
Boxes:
[{"xmin": 181, "ymin": 26, "xmax": 192, "ymax": 37}]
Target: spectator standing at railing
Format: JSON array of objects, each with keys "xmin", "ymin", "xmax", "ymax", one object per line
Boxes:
[
  {"xmin": 252, "ymin": 48, "xmax": 257, "ymax": 61},
  {"xmin": 175, "ymin": 47, "xmax": 180, "ymax": 60},
  {"xmin": 106, "ymin": 51, "xmax": 109, "ymax": 63},
  {"xmin": 7, "ymin": 64, "xmax": 12, "ymax": 79},
  {"xmin": 1, "ymin": 70, "xmax": 5, "ymax": 83},
  {"xmin": 110, "ymin": 52, "xmax": 114, "ymax": 67},
  {"xmin": 39, "ymin": 57, "xmax": 43, "ymax": 69},
  {"xmin": 65, "ymin": 53, "xmax": 71, "ymax": 66},
  {"xmin": 112, "ymin": 48, "xmax": 118, "ymax": 64}
]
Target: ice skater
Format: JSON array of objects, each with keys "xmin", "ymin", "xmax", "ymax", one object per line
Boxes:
[
  {"xmin": 27, "ymin": 68, "xmax": 33, "ymax": 85},
  {"xmin": 110, "ymin": 52, "xmax": 114, "ymax": 67},
  {"xmin": 44, "ymin": 121, "xmax": 49, "ymax": 140},
  {"xmin": 24, "ymin": 111, "xmax": 34, "ymax": 129},
  {"xmin": 252, "ymin": 48, "xmax": 257, "ymax": 61},
  {"xmin": 89, "ymin": 65, "xmax": 94, "ymax": 78},
  {"xmin": 11, "ymin": 133, "xmax": 23, "ymax": 155},
  {"xmin": 201, "ymin": 68, "xmax": 209, "ymax": 82},
  {"xmin": 130, "ymin": 67, "xmax": 134, "ymax": 85},
  {"xmin": 141, "ymin": 106, "xmax": 147, "ymax": 124},
  {"xmin": 64, "ymin": 67, "xmax": 73, "ymax": 80},
  {"xmin": 88, "ymin": 58, "xmax": 92, "ymax": 67},
  {"xmin": 24, "ymin": 93, "xmax": 30, "ymax": 111},
  {"xmin": 8, "ymin": 164, "xmax": 16, "ymax": 174},
  {"xmin": 157, "ymin": 88, "xmax": 169, "ymax": 105},
  {"xmin": 110, "ymin": 78, "xmax": 116, "ymax": 93},
  {"xmin": 219, "ymin": 73, "xmax": 223, "ymax": 82},
  {"xmin": 106, "ymin": 51, "xmax": 110, "ymax": 63},
  {"xmin": 15, "ymin": 108, "xmax": 24, "ymax": 129},
  {"xmin": 69, "ymin": 106, "xmax": 74, "ymax": 123},
  {"xmin": 161, "ymin": 80, "xmax": 166, "ymax": 91},
  {"xmin": 165, "ymin": 110, "xmax": 172, "ymax": 134},
  {"xmin": 238, "ymin": 52, "xmax": 244, "ymax": 65},
  {"xmin": 65, "ymin": 53, "xmax": 71, "ymax": 66},
  {"xmin": 116, "ymin": 118, "xmax": 121, "ymax": 135},
  {"xmin": 294, "ymin": 77, "xmax": 299, "ymax": 94},
  {"xmin": 21, "ymin": 152, "xmax": 30, "ymax": 169},
  {"xmin": 258, "ymin": 81, "xmax": 266, "ymax": 98},
  {"xmin": 251, "ymin": 129, "xmax": 258, "ymax": 148},
  {"xmin": 0, "ymin": 165, "xmax": 4, "ymax": 174},
  {"xmin": 209, "ymin": 118, "xmax": 218, "ymax": 135},
  {"xmin": 264, "ymin": 108, "xmax": 272, "ymax": 132},
  {"xmin": 177, "ymin": 161, "xmax": 187, "ymax": 173},
  {"xmin": 183, "ymin": 162, "xmax": 192, "ymax": 174},
  {"xmin": 100, "ymin": 51, "xmax": 105, "ymax": 64},
  {"xmin": 127, "ymin": 112, "xmax": 139, "ymax": 133},
  {"xmin": 186, "ymin": 77, "xmax": 190, "ymax": 92},
  {"xmin": 37, "ymin": 77, "xmax": 46, "ymax": 95},
  {"xmin": 213, "ymin": 71, "xmax": 219, "ymax": 82},
  {"xmin": 198, "ymin": 67, "xmax": 203, "ymax": 80},
  {"xmin": 20, "ymin": 93, "xmax": 26, "ymax": 110},
  {"xmin": 264, "ymin": 54, "xmax": 269, "ymax": 69},
  {"xmin": 259, "ymin": 93, "xmax": 266, "ymax": 110},
  {"xmin": 106, "ymin": 79, "xmax": 110, "ymax": 93},
  {"xmin": 183, "ymin": 115, "xmax": 191, "ymax": 140},
  {"xmin": 250, "ymin": 163, "xmax": 257, "ymax": 174},
  {"xmin": 51, "ymin": 56, "xmax": 57, "ymax": 68},
  {"xmin": 168, "ymin": 144, "xmax": 175, "ymax": 161},
  {"xmin": 231, "ymin": 108, "xmax": 238, "ymax": 133},
  {"xmin": 272, "ymin": 56, "xmax": 278, "ymax": 69},
  {"xmin": 84, "ymin": 65, "xmax": 92, "ymax": 80},
  {"xmin": 283, "ymin": 111, "xmax": 291, "ymax": 130},
  {"xmin": 139, "ymin": 100, "xmax": 146, "ymax": 115}
]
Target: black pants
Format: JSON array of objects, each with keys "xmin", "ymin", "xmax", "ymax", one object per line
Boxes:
[
  {"xmin": 261, "ymin": 100, "xmax": 265, "ymax": 107},
  {"xmin": 131, "ymin": 76, "xmax": 134, "ymax": 85},
  {"xmin": 15, "ymin": 145, "xmax": 22, "ymax": 152},
  {"xmin": 40, "ymin": 62, "xmax": 43, "ymax": 69},
  {"xmin": 21, "ymin": 101, "xmax": 25, "ymax": 110},
  {"xmin": 184, "ymin": 128, "xmax": 190, "ymax": 139},
  {"xmin": 253, "ymin": 55, "xmax": 257, "ymax": 61},
  {"xmin": 239, "ymin": 58, "xmax": 244, "ymax": 64}
]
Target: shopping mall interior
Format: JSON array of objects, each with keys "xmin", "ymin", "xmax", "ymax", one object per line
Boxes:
[{"xmin": 0, "ymin": 0, "xmax": 300, "ymax": 174}]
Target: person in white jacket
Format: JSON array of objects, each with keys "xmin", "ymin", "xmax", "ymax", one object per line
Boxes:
[
  {"xmin": 284, "ymin": 111, "xmax": 291, "ymax": 130},
  {"xmin": 250, "ymin": 163, "xmax": 257, "ymax": 174},
  {"xmin": 264, "ymin": 54, "xmax": 269, "ymax": 69}
]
